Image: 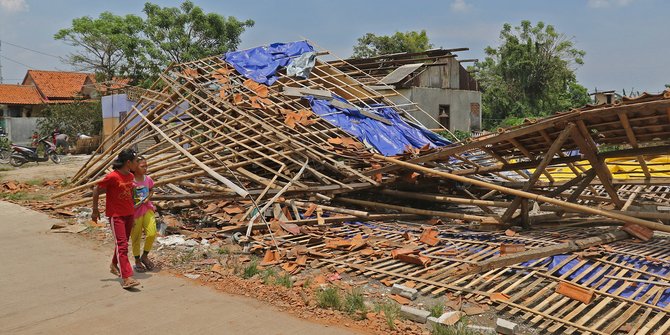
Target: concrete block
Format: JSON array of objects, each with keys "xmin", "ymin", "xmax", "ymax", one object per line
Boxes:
[
  {"xmin": 467, "ymin": 325, "xmax": 496, "ymax": 334},
  {"xmin": 391, "ymin": 284, "xmax": 418, "ymax": 300},
  {"xmin": 427, "ymin": 311, "xmax": 464, "ymax": 330},
  {"xmin": 400, "ymin": 305, "xmax": 431, "ymax": 324},
  {"xmin": 496, "ymin": 318, "xmax": 519, "ymax": 335}
]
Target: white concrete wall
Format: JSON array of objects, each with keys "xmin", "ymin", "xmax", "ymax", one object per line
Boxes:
[
  {"xmin": 5, "ymin": 117, "xmax": 43, "ymax": 145},
  {"xmin": 387, "ymin": 87, "xmax": 481, "ymax": 132}
]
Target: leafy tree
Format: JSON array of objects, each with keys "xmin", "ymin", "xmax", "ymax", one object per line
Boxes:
[
  {"xmin": 55, "ymin": 2, "xmax": 253, "ymax": 86},
  {"xmin": 37, "ymin": 101, "xmax": 103, "ymax": 138},
  {"xmin": 352, "ymin": 30, "xmax": 432, "ymax": 58},
  {"xmin": 54, "ymin": 12, "xmax": 146, "ymax": 84},
  {"xmin": 475, "ymin": 21, "xmax": 590, "ymax": 129},
  {"xmin": 142, "ymin": 1, "xmax": 254, "ymax": 71}
]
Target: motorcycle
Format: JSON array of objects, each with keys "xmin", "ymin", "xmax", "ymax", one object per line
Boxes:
[
  {"xmin": 0, "ymin": 129, "xmax": 9, "ymax": 164},
  {"xmin": 9, "ymin": 136, "xmax": 61, "ymax": 167}
]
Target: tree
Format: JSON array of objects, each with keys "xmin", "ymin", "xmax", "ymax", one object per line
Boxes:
[
  {"xmin": 475, "ymin": 21, "xmax": 590, "ymax": 129},
  {"xmin": 54, "ymin": 12, "xmax": 146, "ymax": 83},
  {"xmin": 55, "ymin": 2, "xmax": 253, "ymax": 86},
  {"xmin": 142, "ymin": 1, "xmax": 254, "ymax": 71},
  {"xmin": 37, "ymin": 101, "xmax": 103, "ymax": 138},
  {"xmin": 352, "ymin": 30, "xmax": 432, "ymax": 58}
]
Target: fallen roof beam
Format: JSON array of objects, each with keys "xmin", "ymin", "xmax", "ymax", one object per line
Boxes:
[
  {"xmin": 375, "ymin": 154, "xmax": 670, "ymax": 233},
  {"xmin": 472, "ymin": 229, "xmax": 630, "ymax": 274}
]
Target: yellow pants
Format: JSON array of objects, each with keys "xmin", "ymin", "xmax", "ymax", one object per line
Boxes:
[{"xmin": 131, "ymin": 210, "xmax": 156, "ymax": 257}]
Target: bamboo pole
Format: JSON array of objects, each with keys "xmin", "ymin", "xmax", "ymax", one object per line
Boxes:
[
  {"xmin": 334, "ymin": 197, "xmax": 500, "ymax": 224},
  {"xmin": 279, "ymin": 199, "xmax": 370, "ymax": 218},
  {"xmin": 375, "ymin": 155, "xmax": 670, "ymax": 233}
]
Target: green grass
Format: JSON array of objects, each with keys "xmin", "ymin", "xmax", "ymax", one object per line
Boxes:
[
  {"xmin": 241, "ymin": 259, "xmax": 260, "ymax": 279},
  {"xmin": 25, "ymin": 178, "xmax": 44, "ymax": 186},
  {"xmin": 343, "ymin": 288, "xmax": 367, "ymax": 316},
  {"xmin": 170, "ymin": 249, "xmax": 202, "ymax": 266},
  {"xmin": 274, "ymin": 273, "xmax": 293, "ymax": 288},
  {"xmin": 0, "ymin": 192, "xmax": 46, "ymax": 201},
  {"xmin": 374, "ymin": 299, "xmax": 401, "ymax": 330},
  {"xmin": 217, "ymin": 246, "xmax": 231, "ymax": 255},
  {"xmin": 430, "ymin": 317, "xmax": 492, "ymax": 335},
  {"xmin": 302, "ymin": 277, "xmax": 312, "ymax": 289},
  {"xmin": 260, "ymin": 268, "xmax": 277, "ymax": 284},
  {"xmin": 316, "ymin": 286, "xmax": 342, "ymax": 309},
  {"xmin": 431, "ymin": 319, "xmax": 486, "ymax": 335},
  {"xmin": 0, "ymin": 166, "xmax": 13, "ymax": 172},
  {"xmin": 429, "ymin": 302, "xmax": 445, "ymax": 318}
]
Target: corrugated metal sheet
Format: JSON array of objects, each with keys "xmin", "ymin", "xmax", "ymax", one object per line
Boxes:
[{"xmin": 380, "ymin": 63, "xmax": 424, "ymax": 84}]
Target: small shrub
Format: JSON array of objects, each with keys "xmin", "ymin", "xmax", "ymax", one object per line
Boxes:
[
  {"xmin": 25, "ymin": 179, "xmax": 43, "ymax": 186},
  {"xmin": 316, "ymin": 286, "xmax": 342, "ymax": 309},
  {"xmin": 275, "ymin": 273, "xmax": 293, "ymax": 288},
  {"xmin": 374, "ymin": 299, "xmax": 401, "ymax": 330},
  {"xmin": 343, "ymin": 288, "xmax": 366, "ymax": 316},
  {"xmin": 260, "ymin": 268, "xmax": 277, "ymax": 284},
  {"xmin": 429, "ymin": 302, "xmax": 445, "ymax": 318},
  {"xmin": 242, "ymin": 259, "xmax": 260, "ymax": 279},
  {"xmin": 302, "ymin": 277, "xmax": 313, "ymax": 289}
]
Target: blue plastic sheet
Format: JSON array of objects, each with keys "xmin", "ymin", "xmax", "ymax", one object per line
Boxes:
[
  {"xmin": 518, "ymin": 254, "xmax": 670, "ymax": 308},
  {"xmin": 223, "ymin": 41, "xmax": 314, "ymax": 85},
  {"xmin": 306, "ymin": 96, "xmax": 450, "ymax": 156}
]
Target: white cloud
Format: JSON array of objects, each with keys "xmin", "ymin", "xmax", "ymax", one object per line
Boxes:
[
  {"xmin": 587, "ymin": 0, "xmax": 635, "ymax": 8},
  {"xmin": 0, "ymin": 0, "xmax": 28, "ymax": 13},
  {"xmin": 451, "ymin": 0, "xmax": 471, "ymax": 12}
]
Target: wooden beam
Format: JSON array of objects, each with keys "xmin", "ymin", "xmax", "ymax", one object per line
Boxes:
[
  {"xmin": 375, "ymin": 154, "xmax": 670, "ymax": 232},
  {"xmin": 473, "ymin": 230, "xmax": 630, "ymax": 273},
  {"xmin": 618, "ymin": 112, "xmax": 651, "ymax": 179},
  {"xmin": 334, "ymin": 197, "xmax": 500, "ymax": 224},
  {"xmin": 501, "ymin": 123, "xmax": 575, "ymax": 222},
  {"xmin": 571, "ymin": 122, "xmax": 624, "ymax": 208}
]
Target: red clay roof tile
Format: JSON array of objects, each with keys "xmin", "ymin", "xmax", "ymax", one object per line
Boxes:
[
  {"xmin": 0, "ymin": 84, "xmax": 44, "ymax": 105},
  {"xmin": 23, "ymin": 70, "xmax": 91, "ymax": 100}
]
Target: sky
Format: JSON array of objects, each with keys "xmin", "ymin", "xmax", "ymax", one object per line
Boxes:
[{"xmin": 0, "ymin": 0, "xmax": 668, "ymax": 94}]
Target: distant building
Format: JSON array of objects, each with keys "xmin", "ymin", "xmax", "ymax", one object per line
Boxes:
[
  {"xmin": 590, "ymin": 90, "xmax": 622, "ymax": 106},
  {"xmin": 331, "ymin": 49, "xmax": 482, "ymax": 132},
  {"xmin": 0, "ymin": 70, "xmax": 96, "ymax": 143}
]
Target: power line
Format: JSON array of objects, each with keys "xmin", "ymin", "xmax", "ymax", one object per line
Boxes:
[
  {"xmin": 0, "ymin": 55, "xmax": 34, "ymax": 69},
  {"xmin": 0, "ymin": 39, "xmax": 62, "ymax": 59}
]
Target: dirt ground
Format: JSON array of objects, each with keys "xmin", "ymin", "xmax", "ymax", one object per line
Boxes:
[
  {"xmin": 0, "ymin": 200, "xmax": 359, "ymax": 335},
  {"xmin": 0, "ymin": 156, "xmax": 525, "ymax": 335},
  {"xmin": 0, "ymin": 154, "xmax": 91, "ymax": 182}
]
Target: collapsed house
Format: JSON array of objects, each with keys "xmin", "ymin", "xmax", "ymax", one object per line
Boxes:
[{"xmin": 53, "ymin": 41, "xmax": 670, "ymax": 334}]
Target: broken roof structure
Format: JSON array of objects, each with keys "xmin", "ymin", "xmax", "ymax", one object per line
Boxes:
[{"xmin": 55, "ymin": 41, "xmax": 670, "ymax": 334}]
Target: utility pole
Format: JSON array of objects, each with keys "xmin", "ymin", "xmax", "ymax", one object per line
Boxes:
[{"xmin": 0, "ymin": 40, "xmax": 3, "ymax": 84}]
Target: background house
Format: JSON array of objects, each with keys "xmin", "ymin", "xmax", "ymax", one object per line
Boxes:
[
  {"xmin": 0, "ymin": 70, "xmax": 96, "ymax": 143},
  {"xmin": 331, "ymin": 49, "xmax": 482, "ymax": 132}
]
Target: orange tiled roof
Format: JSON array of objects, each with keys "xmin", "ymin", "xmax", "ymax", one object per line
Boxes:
[
  {"xmin": 23, "ymin": 70, "xmax": 91, "ymax": 100},
  {"xmin": 0, "ymin": 84, "xmax": 44, "ymax": 105}
]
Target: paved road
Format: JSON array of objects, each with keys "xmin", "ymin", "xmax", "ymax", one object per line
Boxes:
[{"xmin": 0, "ymin": 201, "xmax": 356, "ymax": 335}]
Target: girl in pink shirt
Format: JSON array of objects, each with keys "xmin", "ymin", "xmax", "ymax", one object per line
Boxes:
[{"xmin": 130, "ymin": 156, "xmax": 157, "ymax": 272}]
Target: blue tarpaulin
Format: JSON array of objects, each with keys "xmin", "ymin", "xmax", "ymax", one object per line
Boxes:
[
  {"xmin": 306, "ymin": 96, "xmax": 450, "ymax": 156},
  {"xmin": 223, "ymin": 41, "xmax": 314, "ymax": 85}
]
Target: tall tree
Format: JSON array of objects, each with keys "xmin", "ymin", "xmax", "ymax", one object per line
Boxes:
[
  {"xmin": 54, "ymin": 12, "xmax": 146, "ymax": 83},
  {"xmin": 475, "ymin": 21, "xmax": 590, "ymax": 129},
  {"xmin": 352, "ymin": 30, "xmax": 432, "ymax": 58},
  {"xmin": 142, "ymin": 1, "xmax": 254, "ymax": 70}
]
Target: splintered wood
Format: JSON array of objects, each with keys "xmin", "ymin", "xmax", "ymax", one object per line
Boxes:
[{"xmin": 51, "ymin": 43, "xmax": 670, "ymax": 334}]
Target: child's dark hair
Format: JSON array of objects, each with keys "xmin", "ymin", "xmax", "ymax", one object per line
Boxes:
[{"xmin": 111, "ymin": 148, "xmax": 137, "ymax": 170}]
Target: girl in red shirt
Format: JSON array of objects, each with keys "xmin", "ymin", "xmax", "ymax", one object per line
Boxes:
[{"xmin": 92, "ymin": 149, "xmax": 140, "ymax": 289}]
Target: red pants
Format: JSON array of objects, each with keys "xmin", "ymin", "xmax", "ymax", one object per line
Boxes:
[{"xmin": 109, "ymin": 216, "xmax": 134, "ymax": 278}]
